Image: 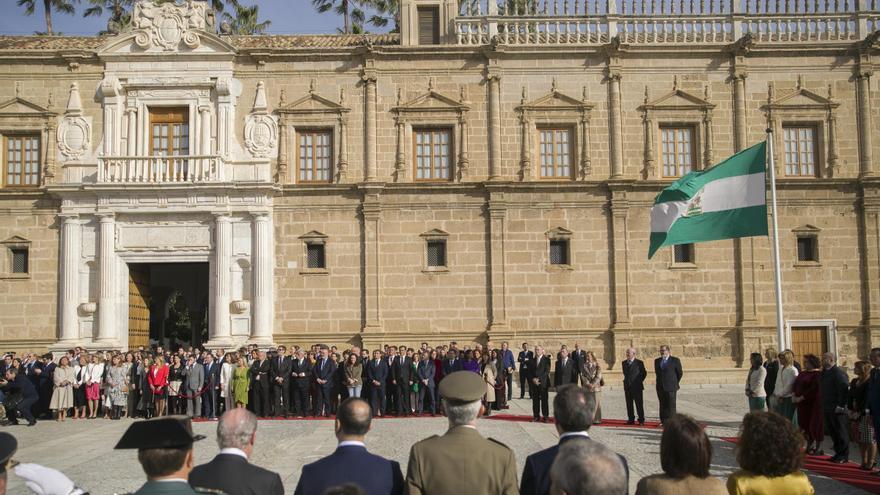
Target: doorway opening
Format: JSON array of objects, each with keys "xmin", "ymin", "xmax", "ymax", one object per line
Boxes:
[{"xmin": 127, "ymin": 262, "xmax": 209, "ymax": 351}]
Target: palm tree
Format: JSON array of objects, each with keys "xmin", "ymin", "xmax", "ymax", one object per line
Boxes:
[
  {"xmin": 312, "ymin": 0, "xmax": 369, "ymax": 35},
  {"xmin": 83, "ymin": 0, "xmax": 134, "ymax": 34},
  {"xmin": 17, "ymin": 0, "xmax": 78, "ymax": 36},
  {"xmin": 220, "ymin": 2, "xmax": 270, "ymax": 35},
  {"xmin": 366, "ymin": 0, "xmax": 398, "ymax": 32}
]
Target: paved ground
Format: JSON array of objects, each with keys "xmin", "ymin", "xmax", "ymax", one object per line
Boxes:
[{"xmin": 2, "ymin": 385, "xmax": 870, "ymax": 495}]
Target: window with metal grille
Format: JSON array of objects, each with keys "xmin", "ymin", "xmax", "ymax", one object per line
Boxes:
[
  {"xmin": 417, "ymin": 6, "xmax": 440, "ymax": 45},
  {"xmin": 549, "ymin": 239, "xmax": 569, "ymax": 265},
  {"xmin": 797, "ymin": 236, "xmax": 817, "ymax": 262},
  {"xmin": 673, "ymin": 243, "xmax": 695, "ymax": 264},
  {"xmin": 298, "ymin": 130, "xmax": 333, "ymax": 183},
  {"xmin": 10, "ymin": 247, "xmax": 28, "ymax": 274},
  {"xmin": 660, "ymin": 126, "xmax": 694, "ymax": 178},
  {"xmin": 4, "ymin": 134, "xmax": 41, "ymax": 187},
  {"xmin": 538, "ymin": 128, "xmax": 573, "ymax": 179},
  {"xmin": 426, "ymin": 240, "xmax": 447, "ymax": 267},
  {"xmin": 413, "ymin": 128, "xmax": 453, "ymax": 181},
  {"xmin": 783, "ymin": 126, "xmax": 818, "ymax": 177},
  {"xmin": 306, "ymin": 243, "xmax": 326, "ymax": 269}
]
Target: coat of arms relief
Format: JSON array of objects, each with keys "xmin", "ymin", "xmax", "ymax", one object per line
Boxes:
[{"xmin": 131, "ymin": 0, "xmax": 212, "ymax": 51}]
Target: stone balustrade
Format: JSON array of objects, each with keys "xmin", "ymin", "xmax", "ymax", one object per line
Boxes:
[
  {"xmin": 97, "ymin": 155, "xmax": 222, "ymax": 183},
  {"xmin": 455, "ymin": 0, "xmax": 880, "ymax": 45}
]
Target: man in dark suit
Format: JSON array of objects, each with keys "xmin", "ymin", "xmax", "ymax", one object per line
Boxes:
[
  {"xmin": 250, "ymin": 351, "xmax": 271, "ymax": 418},
  {"xmin": 202, "ymin": 353, "xmax": 221, "ymax": 419},
  {"xmin": 520, "ymin": 385, "xmax": 629, "ymax": 495},
  {"xmin": 654, "ymin": 345, "xmax": 683, "ymax": 424},
  {"xmin": 868, "ymin": 348, "xmax": 880, "ymax": 446},
  {"xmin": 367, "ymin": 350, "xmax": 389, "ymax": 416},
  {"xmin": 531, "ymin": 347, "xmax": 551, "ymax": 422},
  {"xmin": 554, "ymin": 349, "xmax": 577, "ymax": 388},
  {"xmin": 442, "ymin": 349, "xmax": 462, "ymax": 376},
  {"xmin": 570, "ymin": 344, "xmax": 586, "ymax": 386},
  {"xmin": 295, "ymin": 397, "xmax": 404, "ymax": 495},
  {"xmin": 270, "ymin": 346, "xmax": 292, "ymax": 418},
  {"xmin": 313, "ymin": 346, "xmax": 337, "ymax": 417},
  {"xmin": 1, "ymin": 367, "xmax": 38, "ymax": 425},
  {"xmin": 290, "ymin": 349, "xmax": 312, "ymax": 418},
  {"xmin": 820, "ymin": 352, "xmax": 850, "ymax": 463},
  {"xmin": 385, "ymin": 347, "xmax": 399, "ymax": 415},
  {"xmin": 518, "ymin": 343, "xmax": 533, "ymax": 399},
  {"xmin": 621, "ymin": 347, "xmax": 647, "ymax": 425},
  {"xmin": 416, "ymin": 352, "xmax": 436, "ymax": 415},
  {"xmin": 395, "ymin": 348, "xmax": 414, "ymax": 416},
  {"xmin": 189, "ymin": 408, "xmax": 284, "ymax": 495}
]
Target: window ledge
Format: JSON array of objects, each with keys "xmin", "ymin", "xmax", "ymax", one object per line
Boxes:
[
  {"xmin": 547, "ymin": 264, "xmax": 573, "ymax": 272},
  {"xmin": 422, "ymin": 267, "xmax": 449, "ymax": 274},
  {"xmin": 0, "ymin": 273, "xmax": 30, "ymax": 280},
  {"xmin": 668, "ymin": 262, "xmax": 698, "ymax": 270},
  {"xmin": 794, "ymin": 261, "xmax": 821, "ymax": 268},
  {"xmin": 300, "ymin": 268, "xmax": 329, "ymax": 276}
]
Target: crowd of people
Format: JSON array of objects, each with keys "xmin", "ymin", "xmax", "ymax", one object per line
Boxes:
[{"xmin": 6, "ymin": 340, "xmax": 880, "ymax": 495}]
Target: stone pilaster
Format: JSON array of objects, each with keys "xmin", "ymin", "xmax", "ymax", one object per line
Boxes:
[
  {"xmin": 487, "ymin": 69, "xmax": 502, "ymax": 180},
  {"xmin": 250, "ymin": 212, "xmax": 274, "ymax": 344},
  {"xmin": 199, "ymin": 105, "xmax": 211, "ymax": 155},
  {"xmin": 125, "ymin": 106, "xmax": 137, "ymax": 155},
  {"xmin": 57, "ymin": 214, "xmax": 80, "ymax": 344},
  {"xmin": 363, "ymin": 66, "xmax": 378, "ymax": 182},
  {"xmin": 857, "ymin": 68, "xmax": 874, "ymax": 177},
  {"xmin": 732, "ymin": 70, "xmax": 757, "ymax": 324},
  {"xmin": 277, "ymin": 121, "xmax": 288, "ymax": 182},
  {"xmin": 96, "ymin": 213, "xmax": 117, "ymax": 344},
  {"xmin": 608, "ymin": 71, "xmax": 624, "ymax": 178},
  {"xmin": 361, "ymin": 184, "xmax": 383, "ymax": 332},
  {"xmin": 609, "ymin": 189, "xmax": 630, "ymax": 326},
  {"xmin": 487, "ymin": 188, "xmax": 508, "ymax": 331},
  {"xmin": 209, "ymin": 213, "xmax": 233, "ymax": 347}
]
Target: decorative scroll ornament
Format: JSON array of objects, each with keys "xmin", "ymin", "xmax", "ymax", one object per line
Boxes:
[
  {"xmin": 132, "ymin": 0, "xmax": 206, "ymax": 51},
  {"xmin": 57, "ymin": 83, "xmax": 91, "ymax": 161},
  {"xmin": 244, "ymin": 81, "xmax": 278, "ymax": 158}
]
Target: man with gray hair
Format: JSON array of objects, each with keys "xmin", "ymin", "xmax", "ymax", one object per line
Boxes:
[
  {"xmin": 188, "ymin": 408, "xmax": 283, "ymax": 495},
  {"xmin": 549, "ymin": 438, "xmax": 627, "ymax": 495},
  {"xmin": 406, "ymin": 371, "xmax": 518, "ymax": 494},
  {"xmin": 820, "ymin": 351, "xmax": 850, "ymax": 463}
]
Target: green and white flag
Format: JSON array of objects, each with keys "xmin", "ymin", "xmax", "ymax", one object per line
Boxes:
[{"xmin": 648, "ymin": 141, "xmax": 768, "ymax": 259}]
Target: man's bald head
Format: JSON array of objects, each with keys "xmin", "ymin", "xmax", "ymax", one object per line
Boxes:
[{"xmin": 336, "ymin": 398, "xmax": 372, "ymax": 440}]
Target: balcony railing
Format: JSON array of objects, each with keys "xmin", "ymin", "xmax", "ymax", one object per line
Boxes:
[
  {"xmin": 98, "ymin": 155, "xmax": 222, "ymax": 184},
  {"xmin": 455, "ymin": 0, "xmax": 880, "ymax": 45}
]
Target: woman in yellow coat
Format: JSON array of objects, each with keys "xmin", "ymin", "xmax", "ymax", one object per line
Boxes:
[{"xmin": 232, "ymin": 355, "xmax": 250, "ymax": 408}]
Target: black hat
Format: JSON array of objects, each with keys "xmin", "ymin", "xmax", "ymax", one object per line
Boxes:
[
  {"xmin": 0, "ymin": 432, "xmax": 17, "ymax": 475},
  {"xmin": 114, "ymin": 416, "xmax": 205, "ymax": 450},
  {"xmin": 438, "ymin": 371, "xmax": 485, "ymax": 403}
]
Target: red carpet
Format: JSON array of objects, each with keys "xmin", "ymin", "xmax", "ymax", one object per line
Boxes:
[
  {"xmin": 722, "ymin": 437, "xmax": 880, "ymax": 494},
  {"xmin": 484, "ymin": 414, "xmax": 663, "ymax": 429}
]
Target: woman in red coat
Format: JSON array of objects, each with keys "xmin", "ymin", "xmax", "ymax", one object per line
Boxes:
[
  {"xmin": 147, "ymin": 355, "xmax": 170, "ymax": 417},
  {"xmin": 792, "ymin": 354, "xmax": 824, "ymax": 455}
]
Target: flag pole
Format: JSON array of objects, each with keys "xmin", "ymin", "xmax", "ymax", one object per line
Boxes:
[{"xmin": 766, "ymin": 129, "xmax": 786, "ymax": 351}]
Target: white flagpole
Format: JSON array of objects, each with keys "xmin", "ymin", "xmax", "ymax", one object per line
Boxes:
[{"xmin": 766, "ymin": 129, "xmax": 786, "ymax": 351}]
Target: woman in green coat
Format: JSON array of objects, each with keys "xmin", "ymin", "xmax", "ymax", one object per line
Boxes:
[{"xmin": 232, "ymin": 355, "xmax": 250, "ymax": 408}]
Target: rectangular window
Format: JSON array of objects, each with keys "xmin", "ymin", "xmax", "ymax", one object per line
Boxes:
[
  {"xmin": 298, "ymin": 130, "xmax": 333, "ymax": 183},
  {"xmin": 10, "ymin": 247, "xmax": 28, "ymax": 274},
  {"xmin": 306, "ymin": 243, "xmax": 326, "ymax": 269},
  {"xmin": 673, "ymin": 243, "xmax": 695, "ymax": 264},
  {"xmin": 417, "ymin": 6, "xmax": 440, "ymax": 45},
  {"xmin": 4, "ymin": 134, "xmax": 41, "ymax": 187},
  {"xmin": 149, "ymin": 107, "xmax": 189, "ymax": 156},
  {"xmin": 549, "ymin": 239, "xmax": 569, "ymax": 265},
  {"xmin": 538, "ymin": 128, "xmax": 573, "ymax": 179},
  {"xmin": 426, "ymin": 240, "xmax": 447, "ymax": 267},
  {"xmin": 660, "ymin": 126, "xmax": 694, "ymax": 178},
  {"xmin": 797, "ymin": 236, "xmax": 817, "ymax": 262},
  {"xmin": 783, "ymin": 126, "xmax": 818, "ymax": 177},
  {"xmin": 413, "ymin": 128, "xmax": 453, "ymax": 181}
]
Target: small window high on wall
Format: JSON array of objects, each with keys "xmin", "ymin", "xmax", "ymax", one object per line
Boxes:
[{"xmin": 418, "ymin": 6, "xmax": 440, "ymax": 45}]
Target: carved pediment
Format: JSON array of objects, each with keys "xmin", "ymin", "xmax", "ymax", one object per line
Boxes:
[
  {"xmin": 393, "ymin": 90, "xmax": 469, "ymax": 114},
  {"xmin": 546, "ymin": 227, "xmax": 573, "ymax": 238},
  {"xmin": 1, "ymin": 235, "xmax": 30, "ymax": 245},
  {"xmin": 765, "ymin": 87, "xmax": 839, "ymax": 111},
  {"xmin": 0, "ymin": 97, "xmax": 54, "ymax": 117},
  {"xmin": 517, "ymin": 91, "xmax": 592, "ymax": 112},
  {"xmin": 642, "ymin": 88, "xmax": 714, "ymax": 111},
  {"xmin": 299, "ymin": 230, "xmax": 328, "ymax": 240},
  {"xmin": 278, "ymin": 93, "xmax": 348, "ymax": 115},
  {"xmin": 98, "ymin": 0, "xmax": 234, "ymax": 55},
  {"xmin": 420, "ymin": 228, "xmax": 449, "ymax": 238},
  {"xmin": 792, "ymin": 224, "xmax": 822, "ymax": 233}
]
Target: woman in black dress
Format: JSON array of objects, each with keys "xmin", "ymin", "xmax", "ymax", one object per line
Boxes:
[
  {"xmin": 167, "ymin": 355, "xmax": 185, "ymax": 414},
  {"xmin": 138, "ymin": 355, "xmax": 154, "ymax": 419}
]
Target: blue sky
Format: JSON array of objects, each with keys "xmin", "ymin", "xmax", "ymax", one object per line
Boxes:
[{"xmin": 0, "ymin": 1, "xmax": 391, "ymax": 36}]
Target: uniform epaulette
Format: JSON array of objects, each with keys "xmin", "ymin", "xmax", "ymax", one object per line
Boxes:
[
  {"xmin": 487, "ymin": 437, "xmax": 512, "ymax": 450},
  {"xmin": 194, "ymin": 487, "xmax": 228, "ymax": 495}
]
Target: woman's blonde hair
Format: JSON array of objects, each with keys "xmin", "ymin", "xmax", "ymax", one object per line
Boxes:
[
  {"xmin": 778, "ymin": 350, "xmax": 794, "ymax": 367},
  {"xmin": 155, "ymin": 356, "xmax": 165, "ymax": 366}
]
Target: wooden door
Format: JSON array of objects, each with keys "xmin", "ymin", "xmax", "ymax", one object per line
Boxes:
[
  {"xmin": 128, "ymin": 266, "xmax": 151, "ymax": 350},
  {"xmin": 790, "ymin": 326, "xmax": 827, "ymax": 362}
]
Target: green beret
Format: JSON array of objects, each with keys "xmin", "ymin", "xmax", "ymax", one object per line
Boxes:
[
  {"xmin": 438, "ymin": 371, "xmax": 485, "ymax": 403},
  {"xmin": 0, "ymin": 432, "xmax": 16, "ymax": 475},
  {"xmin": 114, "ymin": 416, "xmax": 205, "ymax": 450}
]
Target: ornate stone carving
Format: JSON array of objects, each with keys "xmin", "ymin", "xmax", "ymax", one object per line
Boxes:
[
  {"xmin": 230, "ymin": 300, "xmax": 250, "ymax": 314},
  {"xmin": 118, "ymin": 222, "xmax": 213, "ymax": 252},
  {"xmin": 77, "ymin": 302, "xmax": 97, "ymax": 316},
  {"xmin": 131, "ymin": 0, "xmax": 206, "ymax": 52},
  {"xmin": 57, "ymin": 83, "xmax": 91, "ymax": 161},
  {"xmin": 244, "ymin": 82, "xmax": 278, "ymax": 158}
]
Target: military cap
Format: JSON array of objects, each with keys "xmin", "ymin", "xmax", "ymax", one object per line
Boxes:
[
  {"xmin": 438, "ymin": 371, "xmax": 485, "ymax": 402},
  {"xmin": 0, "ymin": 432, "xmax": 17, "ymax": 475},
  {"xmin": 114, "ymin": 416, "xmax": 205, "ymax": 450}
]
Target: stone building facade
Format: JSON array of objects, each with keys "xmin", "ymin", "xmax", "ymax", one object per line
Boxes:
[{"xmin": 0, "ymin": 0, "xmax": 878, "ymax": 381}]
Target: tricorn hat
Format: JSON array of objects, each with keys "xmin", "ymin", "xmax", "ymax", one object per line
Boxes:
[{"xmin": 114, "ymin": 416, "xmax": 205, "ymax": 450}]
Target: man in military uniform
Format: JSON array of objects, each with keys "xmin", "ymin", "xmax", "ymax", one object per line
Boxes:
[
  {"xmin": 405, "ymin": 371, "xmax": 518, "ymax": 494},
  {"xmin": 115, "ymin": 416, "xmax": 222, "ymax": 495}
]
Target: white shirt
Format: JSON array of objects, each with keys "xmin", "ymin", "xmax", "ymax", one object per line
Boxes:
[
  {"xmin": 219, "ymin": 448, "xmax": 248, "ymax": 460},
  {"xmin": 338, "ymin": 440, "xmax": 366, "ymax": 448},
  {"xmin": 559, "ymin": 431, "xmax": 590, "ymax": 440}
]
